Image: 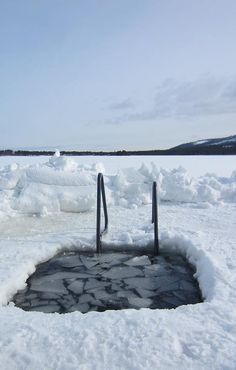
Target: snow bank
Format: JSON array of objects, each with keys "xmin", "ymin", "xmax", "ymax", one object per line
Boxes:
[
  {"xmin": 0, "ymin": 155, "xmax": 235, "ymax": 217},
  {"xmin": 160, "ymin": 232, "xmax": 215, "ymax": 301},
  {"xmin": 0, "ymin": 154, "xmax": 97, "ymax": 216},
  {"xmin": 110, "ymin": 163, "xmax": 236, "ymax": 207}
]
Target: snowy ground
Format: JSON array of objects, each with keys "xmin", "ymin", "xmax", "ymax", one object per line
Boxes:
[{"xmin": 0, "ymin": 154, "xmax": 235, "ymax": 369}]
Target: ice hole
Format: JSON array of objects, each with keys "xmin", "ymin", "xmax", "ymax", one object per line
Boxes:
[{"xmin": 13, "ymin": 250, "xmax": 203, "ymax": 314}]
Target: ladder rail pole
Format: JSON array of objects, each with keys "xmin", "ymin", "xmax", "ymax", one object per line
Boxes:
[
  {"xmin": 96, "ymin": 173, "xmax": 102, "ymax": 253},
  {"xmin": 101, "ymin": 175, "xmax": 108, "ymax": 233},
  {"xmin": 96, "ymin": 173, "xmax": 109, "ymax": 254},
  {"xmin": 152, "ymin": 182, "xmax": 159, "ymax": 255}
]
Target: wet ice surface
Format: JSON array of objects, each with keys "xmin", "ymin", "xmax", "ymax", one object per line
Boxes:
[{"xmin": 13, "ymin": 251, "xmax": 202, "ymax": 314}]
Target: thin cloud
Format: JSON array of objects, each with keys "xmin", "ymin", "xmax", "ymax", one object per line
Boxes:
[
  {"xmin": 107, "ymin": 76, "xmax": 236, "ymax": 124},
  {"xmin": 108, "ymin": 98, "xmax": 135, "ymax": 111}
]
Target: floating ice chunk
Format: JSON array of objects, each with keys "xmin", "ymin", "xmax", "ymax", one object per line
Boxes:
[
  {"xmin": 15, "ymin": 287, "xmax": 28, "ymax": 295},
  {"xmin": 80, "ymin": 295, "xmax": 105, "ymax": 307},
  {"xmin": 25, "ymin": 293, "xmax": 38, "ymax": 300},
  {"xmin": 94, "ymin": 290, "xmax": 115, "ymax": 301},
  {"xmin": 98, "ymin": 263, "xmax": 111, "ymax": 269},
  {"xmin": 84, "ymin": 267, "xmax": 105, "ymax": 276},
  {"xmin": 66, "ymin": 273, "xmax": 91, "ymax": 279},
  {"xmin": 30, "ymin": 304, "xmax": 60, "ymax": 313},
  {"xmin": 50, "ymin": 271, "xmax": 81, "ymax": 280},
  {"xmin": 135, "ymin": 288, "xmax": 156, "ymax": 298},
  {"xmin": 32, "ymin": 272, "xmax": 79, "ymax": 284},
  {"xmin": 152, "ymin": 275, "xmax": 181, "ymax": 288},
  {"xmin": 102, "ymin": 266, "xmax": 143, "ymax": 279},
  {"xmin": 173, "ymin": 291, "xmax": 186, "ymax": 301},
  {"xmin": 14, "ymin": 295, "xmax": 28, "ymax": 304},
  {"xmin": 180, "ymin": 280, "xmax": 197, "ymax": 292},
  {"xmin": 124, "ymin": 277, "xmax": 155, "ymax": 290},
  {"xmin": 151, "ymin": 256, "xmax": 167, "ymax": 265},
  {"xmin": 58, "ymin": 295, "xmax": 76, "ymax": 310},
  {"xmin": 30, "ymin": 299, "xmax": 48, "ymax": 307},
  {"xmin": 117, "ymin": 290, "xmax": 139, "ymax": 299},
  {"xmin": 124, "ymin": 256, "xmax": 151, "ymax": 266},
  {"xmin": 162, "ymin": 296, "xmax": 182, "ymax": 307},
  {"xmin": 157, "ymin": 281, "xmax": 180, "ymax": 293},
  {"xmin": 97, "ymin": 253, "xmax": 128, "ymax": 264},
  {"xmin": 144, "ymin": 264, "xmax": 168, "ymax": 276},
  {"xmin": 128, "ymin": 297, "xmax": 152, "ymax": 308},
  {"xmin": 67, "ymin": 280, "xmax": 84, "ymax": 294},
  {"xmin": 40, "ymin": 292, "xmax": 61, "ymax": 300},
  {"xmin": 55, "ymin": 255, "xmax": 83, "ymax": 268},
  {"xmin": 30, "ymin": 279, "xmax": 67, "ymax": 294},
  {"xmin": 84, "ymin": 279, "xmax": 110, "ymax": 291},
  {"xmin": 19, "ymin": 302, "xmax": 31, "ymax": 308},
  {"xmin": 80, "ymin": 256, "xmax": 100, "ymax": 269},
  {"xmin": 79, "ymin": 294, "xmax": 93, "ymax": 304},
  {"xmin": 111, "ymin": 284, "xmax": 122, "ymax": 292},
  {"xmin": 174, "ymin": 265, "xmax": 189, "ymax": 274},
  {"xmin": 69, "ymin": 303, "xmax": 89, "ymax": 313}
]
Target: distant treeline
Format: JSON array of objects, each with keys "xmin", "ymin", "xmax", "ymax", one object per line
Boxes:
[{"xmin": 0, "ymin": 146, "xmax": 236, "ymax": 156}]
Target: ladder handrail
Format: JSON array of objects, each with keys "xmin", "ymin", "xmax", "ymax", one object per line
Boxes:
[
  {"xmin": 96, "ymin": 173, "xmax": 108, "ymax": 253},
  {"xmin": 96, "ymin": 174, "xmax": 158, "ymax": 255},
  {"xmin": 152, "ymin": 181, "xmax": 159, "ymax": 255}
]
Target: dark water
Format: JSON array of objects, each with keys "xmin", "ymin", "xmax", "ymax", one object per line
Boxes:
[{"xmin": 13, "ymin": 251, "xmax": 202, "ymax": 314}]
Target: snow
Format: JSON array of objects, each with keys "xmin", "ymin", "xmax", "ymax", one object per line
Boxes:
[
  {"xmin": 209, "ymin": 137, "xmax": 236, "ymax": 145},
  {"xmin": 193, "ymin": 139, "xmax": 208, "ymax": 145},
  {"xmin": 0, "ymin": 154, "xmax": 236, "ymax": 369},
  {"xmin": 0, "ymin": 155, "xmax": 235, "ymax": 220},
  {"xmin": 1, "ymin": 154, "xmax": 235, "ymax": 177}
]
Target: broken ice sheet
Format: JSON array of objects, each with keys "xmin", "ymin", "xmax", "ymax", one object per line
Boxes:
[
  {"xmin": 97, "ymin": 253, "xmax": 129, "ymax": 264},
  {"xmin": 135, "ymin": 288, "xmax": 156, "ymax": 298},
  {"xmin": 54, "ymin": 255, "xmax": 83, "ymax": 268},
  {"xmin": 30, "ymin": 303, "xmax": 60, "ymax": 313},
  {"xmin": 79, "ymin": 294, "xmax": 93, "ymax": 304},
  {"xmin": 30, "ymin": 298, "xmax": 48, "ymax": 307},
  {"xmin": 180, "ymin": 280, "xmax": 198, "ymax": 292},
  {"xmin": 13, "ymin": 249, "xmax": 202, "ymax": 314},
  {"xmin": 84, "ymin": 279, "xmax": 110, "ymax": 291},
  {"xmin": 83, "ymin": 267, "xmax": 105, "ymax": 276},
  {"xmin": 124, "ymin": 277, "xmax": 156, "ymax": 290},
  {"xmin": 102, "ymin": 266, "xmax": 143, "ymax": 279},
  {"xmin": 124, "ymin": 255, "xmax": 151, "ymax": 266},
  {"xmin": 40, "ymin": 292, "xmax": 62, "ymax": 300},
  {"xmin": 59, "ymin": 295, "xmax": 77, "ymax": 309},
  {"xmin": 30, "ymin": 279, "xmax": 67, "ymax": 294},
  {"xmin": 144, "ymin": 264, "xmax": 168, "ymax": 277},
  {"xmin": 80, "ymin": 255, "xmax": 100, "ymax": 269},
  {"xmin": 157, "ymin": 281, "xmax": 180, "ymax": 293},
  {"xmin": 31, "ymin": 271, "xmax": 80, "ymax": 283},
  {"xmin": 94, "ymin": 290, "xmax": 115, "ymax": 301},
  {"xmin": 67, "ymin": 280, "xmax": 84, "ymax": 294},
  {"xmin": 117, "ymin": 290, "xmax": 139, "ymax": 299},
  {"xmin": 128, "ymin": 297, "xmax": 152, "ymax": 308},
  {"xmin": 68, "ymin": 302, "xmax": 90, "ymax": 313},
  {"xmin": 111, "ymin": 283, "xmax": 121, "ymax": 292}
]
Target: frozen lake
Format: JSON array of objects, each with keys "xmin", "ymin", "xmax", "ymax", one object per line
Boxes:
[
  {"xmin": 0, "ymin": 154, "xmax": 235, "ymax": 177},
  {"xmin": 0, "ymin": 153, "xmax": 235, "ymax": 370}
]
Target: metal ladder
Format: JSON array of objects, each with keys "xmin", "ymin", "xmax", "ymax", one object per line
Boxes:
[{"xmin": 96, "ymin": 172, "xmax": 159, "ymax": 255}]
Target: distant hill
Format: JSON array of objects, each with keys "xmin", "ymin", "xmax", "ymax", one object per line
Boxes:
[
  {"xmin": 0, "ymin": 134, "xmax": 236, "ymax": 156},
  {"xmin": 167, "ymin": 134, "xmax": 236, "ymax": 155}
]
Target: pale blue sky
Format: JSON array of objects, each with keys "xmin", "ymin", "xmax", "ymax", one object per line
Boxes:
[{"xmin": 0, "ymin": 0, "xmax": 236, "ymax": 150}]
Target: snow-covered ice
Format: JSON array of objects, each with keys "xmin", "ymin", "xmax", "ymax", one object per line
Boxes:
[{"xmin": 0, "ymin": 154, "xmax": 236, "ymax": 369}]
